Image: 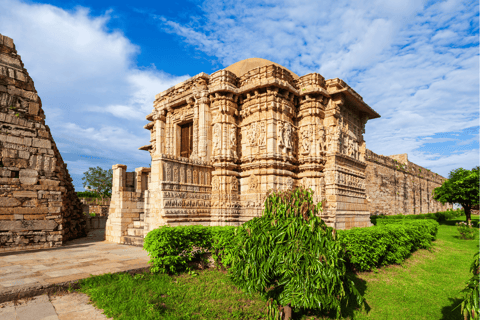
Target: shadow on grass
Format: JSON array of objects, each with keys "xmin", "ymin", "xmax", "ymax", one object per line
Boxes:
[
  {"xmin": 440, "ymin": 297, "xmax": 464, "ymax": 320},
  {"xmin": 291, "ymin": 272, "xmax": 370, "ymax": 319}
]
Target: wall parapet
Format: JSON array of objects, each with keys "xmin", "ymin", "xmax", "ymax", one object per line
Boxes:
[{"xmin": 365, "ymin": 149, "xmax": 447, "ymax": 185}]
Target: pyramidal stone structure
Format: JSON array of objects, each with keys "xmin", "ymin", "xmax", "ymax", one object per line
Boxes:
[
  {"xmin": 106, "ymin": 58, "xmax": 452, "ymax": 246},
  {"xmin": 0, "ymin": 34, "xmax": 88, "ymax": 252}
]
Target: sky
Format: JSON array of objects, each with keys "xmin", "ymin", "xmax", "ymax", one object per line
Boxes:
[{"xmin": 0, "ymin": 0, "xmax": 478, "ymax": 201}]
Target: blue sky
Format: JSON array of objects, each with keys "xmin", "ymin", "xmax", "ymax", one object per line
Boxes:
[{"xmin": 0, "ymin": 0, "xmax": 478, "ymax": 197}]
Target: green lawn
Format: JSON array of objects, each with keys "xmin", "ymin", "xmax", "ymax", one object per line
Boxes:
[{"xmin": 68, "ymin": 215, "xmax": 479, "ymax": 319}]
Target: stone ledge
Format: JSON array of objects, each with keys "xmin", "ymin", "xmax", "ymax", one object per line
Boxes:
[{"xmin": 0, "ymin": 266, "xmax": 152, "ymax": 304}]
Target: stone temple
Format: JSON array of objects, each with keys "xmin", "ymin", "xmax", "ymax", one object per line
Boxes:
[{"xmin": 105, "ymin": 58, "xmax": 452, "ymax": 246}]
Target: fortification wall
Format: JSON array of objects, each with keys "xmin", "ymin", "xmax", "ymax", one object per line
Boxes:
[
  {"xmin": 0, "ymin": 34, "xmax": 88, "ymax": 252},
  {"xmin": 365, "ymin": 149, "xmax": 452, "ymax": 215}
]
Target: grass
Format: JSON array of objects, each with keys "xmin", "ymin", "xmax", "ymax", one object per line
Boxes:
[{"xmin": 68, "ymin": 215, "xmax": 479, "ymax": 319}]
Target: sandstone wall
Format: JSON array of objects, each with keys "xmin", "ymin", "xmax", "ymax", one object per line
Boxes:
[
  {"xmin": 365, "ymin": 150, "xmax": 452, "ymax": 215},
  {"xmin": 0, "ymin": 34, "xmax": 87, "ymax": 252}
]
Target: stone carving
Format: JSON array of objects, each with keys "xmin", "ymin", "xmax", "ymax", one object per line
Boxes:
[
  {"xmin": 229, "ymin": 125, "xmax": 237, "ymax": 157},
  {"xmin": 286, "ymin": 177, "xmax": 294, "ymax": 190},
  {"xmin": 284, "ymin": 122, "xmax": 292, "ymax": 150},
  {"xmin": 213, "ymin": 123, "xmax": 221, "ymax": 154},
  {"xmin": 166, "ymin": 163, "xmax": 172, "ymax": 181},
  {"xmin": 180, "ymin": 167, "xmax": 185, "ymax": 183},
  {"xmin": 187, "ymin": 168, "xmax": 192, "ymax": 183},
  {"xmin": 301, "ymin": 125, "xmax": 312, "ymax": 155},
  {"xmin": 277, "ymin": 122, "xmax": 284, "ymax": 147},
  {"xmin": 318, "ymin": 127, "xmax": 326, "ymax": 152},
  {"xmin": 173, "ymin": 166, "xmax": 179, "ymax": 182},
  {"xmin": 248, "ymin": 122, "xmax": 258, "ymax": 146},
  {"xmin": 193, "ymin": 170, "xmax": 198, "ymax": 184},
  {"xmin": 258, "ymin": 121, "xmax": 266, "ymax": 147},
  {"xmin": 212, "ymin": 176, "xmax": 219, "ymax": 191},
  {"xmin": 231, "ymin": 176, "xmax": 238, "ymax": 192},
  {"xmin": 199, "ymin": 171, "xmax": 203, "ymax": 185},
  {"xmin": 248, "ymin": 174, "xmax": 258, "ymax": 192},
  {"xmin": 206, "ymin": 172, "xmax": 210, "ymax": 185}
]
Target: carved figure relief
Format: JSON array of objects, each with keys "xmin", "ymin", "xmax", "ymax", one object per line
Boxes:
[
  {"xmin": 180, "ymin": 167, "xmax": 185, "ymax": 183},
  {"xmin": 212, "ymin": 176, "xmax": 219, "ymax": 191},
  {"xmin": 213, "ymin": 123, "xmax": 221, "ymax": 153},
  {"xmin": 187, "ymin": 168, "xmax": 192, "ymax": 184},
  {"xmin": 258, "ymin": 121, "xmax": 266, "ymax": 147},
  {"xmin": 193, "ymin": 170, "xmax": 198, "ymax": 184},
  {"xmin": 231, "ymin": 176, "xmax": 238, "ymax": 192},
  {"xmin": 301, "ymin": 125, "xmax": 312, "ymax": 154},
  {"xmin": 318, "ymin": 127, "xmax": 326, "ymax": 152},
  {"xmin": 229, "ymin": 125, "xmax": 237, "ymax": 157},
  {"xmin": 199, "ymin": 171, "xmax": 203, "ymax": 185},
  {"xmin": 248, "ymin": 122, "xmax": 258, "ymax": 146},
  {"xmin": 206, "ymin": 172, "xmax": 210, "ymax": 185},
  {"xmin": 284, "ymin": 122, "xmax": 292, "ymax": 150},
  {"xmin": 248, "ymin": 174, "xmax": 258, "ymax": 192},
  {"xmin": 173, "ymin": 166, "xmax": 179, "ymax": 182},
  {"xmin": 277, "ymin": 122, "xmax": 284, "ymax": 147},
  {"xmin": 165, "ymin": 163, "xmax": 171, "ymax": 181}
]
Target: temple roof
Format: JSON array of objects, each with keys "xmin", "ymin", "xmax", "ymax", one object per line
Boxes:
[{"xmin": 224, "ymin": 58, "xmax": 300, "ymax": 79}]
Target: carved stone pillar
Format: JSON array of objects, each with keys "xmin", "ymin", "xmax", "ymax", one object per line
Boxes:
[{"xmin": 193, "ymin": 78, "xmax": 210, "ymax": 161}]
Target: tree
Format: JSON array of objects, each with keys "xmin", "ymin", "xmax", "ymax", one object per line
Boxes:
[
  {"xmin": 81, "ymin": 166, "xmax": 113, "ymax": 200},
  {"xmin": 432, "ymin": 166, "xmax": 479, "ymax": 225},
  {"xmin": 227, "ymin": 186, "xmax": 364, "ymax": 319}
]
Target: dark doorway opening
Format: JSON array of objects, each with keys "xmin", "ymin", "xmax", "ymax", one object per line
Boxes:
[{"xmin": 180, "ymin": 122, "xmax": 193, "ymax": 158}]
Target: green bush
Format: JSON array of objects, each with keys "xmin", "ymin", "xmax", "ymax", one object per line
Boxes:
[
  {"xmin": 144, "ymin": 224, "xmax": 214, "ymax": 275},
  {"xmin": 337, "ymin": 220, "xmax": 439, "ymax": 272},
  {"xmin": 455, "ymin": 222, "xmax": 477, "ymax": 240},
  {"xmin": 77, "ymin": 191, "xmax": 103, "ymax": 198},
  {"xmin": 209, "ymin": 226, "xmax": 240, "ymax": 268},
  {"xmin": 227, "ymin": 186, "xmax": 364, "ymax": 319},
  {"xmin": 370, "ymin": 209, "xmax": 464, "ymax": 225}
]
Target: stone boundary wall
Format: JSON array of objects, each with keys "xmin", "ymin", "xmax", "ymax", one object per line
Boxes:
[
  {"xmin": 80, "ymin": 198, "xmax": 110, "ymax": 217},
  {"xmin": 0, "ymin": 34, "xmax": 88, "ymax": 253},
  {"xmin": 364, "ymin": 149, "xmax": 453, "ymax": 215}
]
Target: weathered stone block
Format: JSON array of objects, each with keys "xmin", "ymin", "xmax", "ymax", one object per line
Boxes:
[
  {"xmin": 13, "ymin": 191, "xmax": 37, "ymax": 197},
  {"xmin": 0, "ymin": 197, "xmax": 21, "ymax": 207},
  {"xmin": 0, "ymin": 220, "xmax": 58, "ymax": 231},
  {"xmin": 19, "ymin": 169, "xmax": 38, "ymax": 185}
]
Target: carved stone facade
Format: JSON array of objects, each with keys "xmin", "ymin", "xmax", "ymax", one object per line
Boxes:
[
  {"xmin": 107, "ymin": 58, "xmax": 452, "ymax": 245},
  {"xmin": 0, "ymin": 34, "xmax": 88, "ymax": 252}
]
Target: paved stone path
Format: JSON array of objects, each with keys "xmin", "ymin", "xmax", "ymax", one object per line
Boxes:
[{"xmin": 0, "ymin": 229, "xmax": 153, "ymax": 319}]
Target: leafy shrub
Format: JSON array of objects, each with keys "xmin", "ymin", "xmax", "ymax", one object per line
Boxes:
[
  {"xmin": 144, "ymin": 224, "xmax": 214, "ymax": 275},
  {"xmin": 337, "ymin": 220, "xmax": 439, "ymax": 272},
  {"xmin": 208, "ymin": 226, "xmax": 239, "ymax": 268},
  {"xmin": 370, "ymin": 209, "xmax": 464, "ymax": 225},
  {"xmin": 455, "ymin": 252, "xmax": 479, "ymax": 320},
  {"xmin": 456, "ymin": 222, "xmax": 477, "ymax": 240},
  {"xmin": 227, "ymin": 186, "xmax": 364, "ymax": 319},
  {"xmin": 77, "ymin": 191, "xmax": 103, "ymax": 198}
]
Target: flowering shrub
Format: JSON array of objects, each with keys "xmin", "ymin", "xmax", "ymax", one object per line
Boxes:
[{"xmin": 456, "ymin": 222, "xmax": 477, "ymax": 240}]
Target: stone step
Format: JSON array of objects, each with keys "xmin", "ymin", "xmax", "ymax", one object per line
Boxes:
[
  {"xmin": 134, "ymin": 220, "xmax": 144, "ymax": 228},
  {"xmin": 127, "ymin": 228, "xmax": 144, "ymax": 237},
  {"xmin": 121, "ymin": 235, "xmax": 144, "ymax": 247}
]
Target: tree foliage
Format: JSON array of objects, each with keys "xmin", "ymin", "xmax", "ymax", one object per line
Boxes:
[
  {"xmin": 227, "ymin": 186, "xmax": 364, "ymax": 319},
  {"xmin": 81, "ymin": 166, "xmax": 113, "ymax": 200},
  {"xmin": 432, "ymin": 166, "xmax": 479, "ymax": 225}
]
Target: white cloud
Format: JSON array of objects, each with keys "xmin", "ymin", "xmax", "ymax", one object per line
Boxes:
[{"xmin": 0, "ymin": 0, "xmax": 189, "ymax": 189}]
